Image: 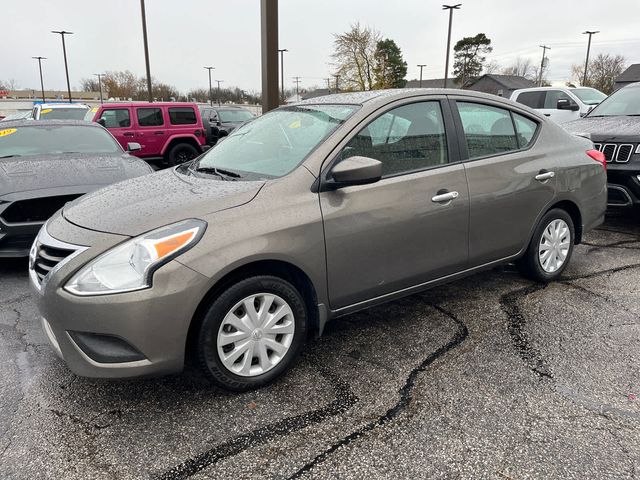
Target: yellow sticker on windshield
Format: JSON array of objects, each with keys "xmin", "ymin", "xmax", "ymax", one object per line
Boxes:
[
  {"xmin": 0, "ymin": 128, "xmax": 17, "ymax": 137},
  {"xmin": 289, "ymin": 119, "xmax": 301, "ymax": 129},
  {"xmin": 91, "ymin": 107, "xmax": 98, "ymax": 112},
  {"xmin": 40, "ymin": 108, "xmax": 52, "ymax": 115}
]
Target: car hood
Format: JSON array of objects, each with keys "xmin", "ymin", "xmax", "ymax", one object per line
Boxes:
[
  {"xmin": 563, "ymin": 115, "xmax": 640, "ymax": 141},
  {"xmin": 62, "ymin": 167, "xmax": 265, "ymax": 236},
  {"xmin": 0, "ymin": 152, "xmax": 148, "ymax": 197}
]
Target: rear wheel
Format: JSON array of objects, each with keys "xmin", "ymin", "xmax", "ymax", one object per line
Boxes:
[
  {"xmin": 517, "ymin": 208, "xmax": 575, "ymax": 282},
  {"xmin": 196, "ymin": 276, "xmax": 307, "ymax": 391},
  {"xmin": 166, "ymin": 142, "xmax": 199, "ymax": 166}
]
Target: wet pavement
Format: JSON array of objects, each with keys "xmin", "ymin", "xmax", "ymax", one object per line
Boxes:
[{"xmin": 1, "ymin": 214, "xmax": 639, "ymax": 479}]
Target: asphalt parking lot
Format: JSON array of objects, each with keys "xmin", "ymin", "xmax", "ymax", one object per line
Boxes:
[{"xmin": 1, "ymin": 213, "xmax": 639, "ymax": 479}]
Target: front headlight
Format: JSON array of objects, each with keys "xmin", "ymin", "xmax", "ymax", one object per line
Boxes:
[{"xmin": 65, "ymin": 219, "xmax": 206, "ymax": 296}]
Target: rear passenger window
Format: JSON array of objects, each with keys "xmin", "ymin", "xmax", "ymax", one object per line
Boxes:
[
  {"xmin": 513, "ymin": 113, "xmax": 538, "ymax": 148},
  {"xmin": 137, "ymin": 107, "xmax": 163, "ymax": 126},
  {"xmin": 169, "ymin": 107, "xmax": 197, "ymax": 125},
  {"xmin": 98, "ymin": 109, "xmax": 131, "ymax": 128},
  {"xmin": 342, "ymin": 101, "xmax": 448, "ymax": 177},
  {"xmin": 457, "ymin": 102, "xmax": 518, "ymax": 158},
  {"xmin": 515, "ymin": 91, "xmax": 545, "ymax": 109}
]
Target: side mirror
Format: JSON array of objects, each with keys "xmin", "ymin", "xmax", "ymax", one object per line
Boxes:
[
  {"xmin": 127, "ymin": 142, "xmax": 142, "ymax": 152},
  {"xmin": 325, "ymin": 156, "xmax": 382, "ymax": 190},
  {"xmin": 97, "ymin": 118, "xmax": 106, "ymax": 127},
  {"xmin": 557, "ymin": 99, "xmax": 579, "ymax": 111}
]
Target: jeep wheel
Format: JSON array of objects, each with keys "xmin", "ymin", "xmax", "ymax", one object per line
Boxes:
[{"xmin": 166, "ymin": 143, "xmax": 199, "ymax": 167}]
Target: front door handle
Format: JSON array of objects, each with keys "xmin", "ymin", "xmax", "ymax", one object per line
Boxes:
[
  {"xmin": 431, "ymin": 191, "xmax": 459, "ymax": 203},
  {"xmin": 154, "ymin": 131, "xmax": 164, "ymax": 135},
  {"xmin": 535, "ymin": 171, "xmax": 555, "ymax": 182},
  {"xmin": 123, "ymin": 132, "xmax": 135, "ymax": 137}
]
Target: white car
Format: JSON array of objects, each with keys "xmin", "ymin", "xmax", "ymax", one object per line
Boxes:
[
  {"xmin": 32, "ymin": 103, "xmax": 90, "ymax": 121},
  {"xmin": 510, "ymin": 87, "xmax": 606, "ymax": 124}
]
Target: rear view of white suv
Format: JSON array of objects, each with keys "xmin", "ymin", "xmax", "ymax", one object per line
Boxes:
[{"xmin": 511, "ymin": 87, "xmax": 606, "ymax": 124}]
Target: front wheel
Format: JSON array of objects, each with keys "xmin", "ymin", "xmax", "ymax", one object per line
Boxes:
[
  {"xmin": 166, "ymin": 143, "xmax": 199, "ymax": 166},
  {"xmin": 196, "ymin": 276, "xmax": 307, "ymax": 391},
  {"xmin": 517, "ymin": 208, "xmax": 575, "ymax": 282}
]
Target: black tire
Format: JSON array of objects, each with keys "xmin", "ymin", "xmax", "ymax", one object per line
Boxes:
[
  {"xmin": 517, "ymin": 208, "xmax": 575, "ymax": 282},
  {"xmin": 166, "ymin": 142, "xmax": 199, "ymax": 166},
  {"xmin": 196, "ymin": 276, "xmax": 307, "ymax": 391}
]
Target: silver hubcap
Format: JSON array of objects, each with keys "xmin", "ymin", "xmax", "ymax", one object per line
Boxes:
[
  {"xmin": 538, "ymin": 219, "xmax": 570, "ymax": 273},
  {"xmin": 217, "ymin": 293, "xmax": 295, "ymax": 377}
]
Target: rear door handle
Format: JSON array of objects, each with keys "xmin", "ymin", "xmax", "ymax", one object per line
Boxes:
[
  {"xmin": 535, "ymin": 171, "xmax": 555, "ymax": 182},
  {"xmin": 154, "ymin": 131, "xmax": 164, "ymax": 135},
  {"xmin": 431, "ymin": 191, "xmax": 459, "ymax": 203},
  {"xmin": 544, "ymin": 114, "xmax": 551, "ymax": 117},
  {"xmin": 123, "ymin": 132, "xmax": 135, "ymax": 137}
]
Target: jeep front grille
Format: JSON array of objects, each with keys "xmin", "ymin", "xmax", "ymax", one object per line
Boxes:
[{"xmin": 593, "ymin": 143, "xmax": 634, "ymax": 163}]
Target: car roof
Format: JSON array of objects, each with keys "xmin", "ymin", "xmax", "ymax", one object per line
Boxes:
[
  {"xmin": 0, "ymin": 119, "xmax": 98, "ymax": 128},
  {"xmin": 295, "ymin": 87, "xmax": 523, "ymax": 107},
  {"xmin": 99, "ymin": 102, "xmax": 198, "ymax": 108},
  {"xmin": 37, "ymin": 103, "xmax": 89, "ymax": 109}
]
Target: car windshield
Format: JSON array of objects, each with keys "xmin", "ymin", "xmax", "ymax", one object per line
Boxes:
[
  {"xmin": 0, "ymin": 124, "xmax": 122, "ymax": 158},
  {"xmin": 192, "ymin": 104, "xmax": 358, "ymax": 179},
  {"xmin": 218, "ymin": 109, "xmax": 254, "ymax": 123},
  {"xmin": 39, "ymin": 106, "xmax": 89, "ymax": 120},
  {"xmin": 571, "ymin": 88, "xmax": 607, "ymax": 105},
  {"xmin": 587, "ymin": 87, "xmax": 640, "ymax": 116}
]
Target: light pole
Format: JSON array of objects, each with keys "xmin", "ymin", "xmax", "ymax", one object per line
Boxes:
[
  {"xmin": 442, "ymin": 4, "xmax": 461, "ymax": 88},
  {"xmin": 139, "ymin": 0, "xmax": 153, "ymax": 102},
  {"xmin": 538, "ymin": 45, "xmax": 551, "ymax": 86},
  {"xmin": 204, "ymin": 66, "xmax": 215, "ymax": 105},
  {"xmin": 582, "ymin": 30, "xmax": 599, "ymax": 86},
  {"xmin": 94, "ymin": 73, "xmax": 105, "ymax": 104},
  {"xmin": 333, "ymin": 74, "xmax": 340, "ymax": 92},
  {"xmin": 51, "ymin": 31, "xmax": 73, "ymax": 102},
  {"xmin": 215, "ymin": 80, "xmax": 223, "ymax": 106},
  {"xmin": 417, "ymin": 64, "xmax": 427, "ymax": 88},
  {"xmin": 278, "ymin": 48, "xmax": 288, "ymax": 104},
  {"xmin": 32, "ymin": 56, "xmax": 46, "ymax": 102}
]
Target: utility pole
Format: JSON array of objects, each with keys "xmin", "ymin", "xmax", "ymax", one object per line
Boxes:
[
  {"xmin": 94, "ymin": 73, "xmax": 105, "ymax": 104},
  {"xmin": 51, "ymin": 31, "xmax": 73, "ymax": 102},
  {"xmin": 260, "ymin": 0, "xmax": 279, "ymax": 113},
  {"xmin": 215, "ymin": 80, "xmax": 223, "ymax": 106},
  {"xmin": 538, "ymin": 45, "xmax": 551, "ymax": 87},
  {"xmin": 204, "ymin": 66, "xmax": 214, "ymax": 105},
  {"xmin": 32, "ymin": 56, "xmax": 46, "ymax": 102},
  {"xmin": 139, "ymin": 0, "xmax": 153, "ymax": 102},
  {"xmin": 442, "ymin": 4, "xmax": 461, "ymax": 88},
  {"xmin": 417, "ymin": 64, "xmax": 427, "ymax": 88},
  {"xmin": 278, "ymin": 48, "xmax": 288, "ymax": 105},
  {"xmin": 333, "ymin": 74, "xmax": 340, "ymax": 92},
  {"xmin": 582, "ymin": 30, "xmax": 599, "ymax": 86},
  {"xmin": 292, "ymin": 77, "xmax": 302, "ymax": 100}
]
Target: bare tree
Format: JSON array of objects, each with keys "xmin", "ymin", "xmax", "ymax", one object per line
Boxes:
[
  {"xmin": 483, "ymin": 60, "xmax": 501, "ymax": 74},
  {"xmin": 80, "ymin": 78, "xmax": 100, "ymax": 92},
  {"xmin": 571, "ymin": 53, "xmax": 626, "ymax": 94},
  {"xmin": 331, "ymin": 23, "xmax": 381, "ymax": 91},
  {"xmin": 502, "ymin": 57, "xmax": 536, "ymax": 80}
]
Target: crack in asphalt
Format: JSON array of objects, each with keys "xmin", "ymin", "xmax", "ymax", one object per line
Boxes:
[
  {"xmin": 285, "ymin": 302, "xmax": 468, "ymax": 479},
  {"xmin": 155, "ymin": 359, "xmax": 358, "ymax": 480}
]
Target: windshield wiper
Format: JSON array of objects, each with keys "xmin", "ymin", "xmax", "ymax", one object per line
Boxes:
[
  {"xmin": 194, "ymin": 166, "xmax": 242, "ymax": 180},
  {"xmin": 0, "ymin": 154, "xmax": 20, "ymax": 159}
]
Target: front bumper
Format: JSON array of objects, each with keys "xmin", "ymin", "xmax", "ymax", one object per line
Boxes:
[
  {"xmin": 607, "ymin": 168, "xmax": 640, "ymax": 207},
  {"xmin": 0, "ymin": 218, "xmax": 41, "ymax": 257},
  {"xmin": 30, "ymin": 218, "xmax": 210, "ymax": 378}
]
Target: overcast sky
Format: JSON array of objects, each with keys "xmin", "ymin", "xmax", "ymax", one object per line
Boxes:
[{"xmin": 3, "ymin": 0, "xmax": 640, "ymax": 94}]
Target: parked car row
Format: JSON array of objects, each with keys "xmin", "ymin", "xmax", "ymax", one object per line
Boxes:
[{"xmin": 17, "ymin": 88, "xmax": 609, "ymax": 391}]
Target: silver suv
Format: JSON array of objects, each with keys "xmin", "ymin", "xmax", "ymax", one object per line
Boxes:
[{"xmin": 30, "ymin": 89, "xmax": 607, "ymax": 391}]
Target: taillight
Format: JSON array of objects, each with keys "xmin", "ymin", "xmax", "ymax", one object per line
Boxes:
[{"xmin": 587, "ymin": 149, "xmax": 606, "ymax": 171}]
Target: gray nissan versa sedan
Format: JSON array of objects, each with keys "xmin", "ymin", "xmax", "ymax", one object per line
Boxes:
[{"xmin": 30, "ymin": 89, "xmax": 607, "ymax": 391}]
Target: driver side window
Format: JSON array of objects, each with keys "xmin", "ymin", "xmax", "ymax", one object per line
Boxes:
[{"xmin": 341, "ymin": 101, "xmax": 448, "ymax": 177}]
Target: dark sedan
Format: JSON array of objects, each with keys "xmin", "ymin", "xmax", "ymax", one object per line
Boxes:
[
  {"xmin": 564, "ymin": 82, "xmax": 640, "ymax": 208},
  {"xmin": 0, "ymin": 120, "xmax": 152, "ymax": 257}
]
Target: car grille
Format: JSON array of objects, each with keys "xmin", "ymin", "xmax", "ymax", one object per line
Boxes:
[
  {"xmin": 32, "ymin": 242, "xmax": 75, "ymax": 285},
  {"xmin": 0, "ymin": 194, "xmax": 83, "ymax": 223},
  {"xmin": 593, "ymin": 143, "xmax": 634, "ymax": 163}
]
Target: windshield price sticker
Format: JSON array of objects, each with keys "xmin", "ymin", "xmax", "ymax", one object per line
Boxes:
[
  {"xmin": 40, "ymin": 108, "xmax": 52, "ymax": 115},
  {"xmin": 0, "ymin": 128, "xmax": 17, "ymax": 137}
]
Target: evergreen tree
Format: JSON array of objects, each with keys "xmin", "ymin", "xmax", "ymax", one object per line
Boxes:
[{"xmin": 372, "ymin": 39, "xmax": 408, "ymax": 89}]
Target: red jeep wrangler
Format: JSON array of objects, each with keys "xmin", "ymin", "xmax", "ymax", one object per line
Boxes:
[{"xmin": 92, "ymin": 102, "xmax": 207, "ymax": 166}]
